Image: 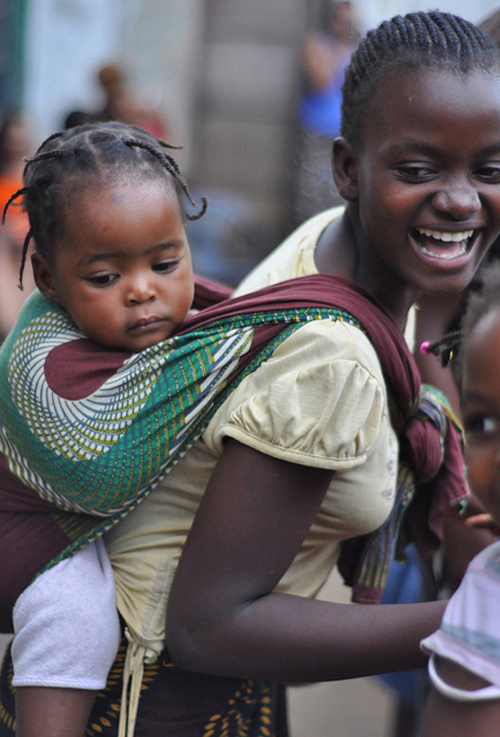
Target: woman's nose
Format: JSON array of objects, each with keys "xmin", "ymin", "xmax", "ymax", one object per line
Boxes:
[{"xmin": 432, "ymin": 180, "xmax": 481, "ymax": 220}]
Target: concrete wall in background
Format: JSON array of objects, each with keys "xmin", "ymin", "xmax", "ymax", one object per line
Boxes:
[
  {"xmin": 191, "ymin": 0, "xmax": 309, "ymax": 259},
  {"xmin": 22, "ymin": 0, "xmax": 121, "ymax": 138},
  {"xmin": 116, "ymin": 0, "xmax": 205, "ymax": 173}
]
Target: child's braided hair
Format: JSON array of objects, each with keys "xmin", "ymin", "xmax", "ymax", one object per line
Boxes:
[
  {"xmin": 420, "ymin": 262, "xmax": 500, "ymax": 389},
  {"xmin": 2, "ymin": 121, "xmax": 207, "ymax": 288},
  {"xmin": 461, "ymin": 261, "xmax": 500, "ymax": 346},
  {"xmin": 341, "ymin": 10, "xmax": 500, "ymax": 148}
]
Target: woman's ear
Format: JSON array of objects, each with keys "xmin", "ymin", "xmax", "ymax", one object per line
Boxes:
[
  {"xmin": 332, "ymin": 137, "xmax": 359, "ymax": 201},
  {"xmin": 31, "ymin": 251, "xmax": 60, "ymax": 303}
]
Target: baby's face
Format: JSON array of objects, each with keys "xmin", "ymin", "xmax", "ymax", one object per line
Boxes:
[
  {"xmin": 37, "ymin": 177, "xmax": 194, "ymax": 353},
  {"xmin": 461, "ymin": 307, "xmax": 500, "ymax": 526}
]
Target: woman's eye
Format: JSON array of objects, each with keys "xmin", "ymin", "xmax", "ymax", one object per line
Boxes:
[{"xmin": 476, "ymin": 165, "xmax": 500, "ymax": 182}]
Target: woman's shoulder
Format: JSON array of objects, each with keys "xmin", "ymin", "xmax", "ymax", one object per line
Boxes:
[
  {"xmin": 233, "ymin": 208, "xmax": 345, "ymax": 295},
  {"xmin": 203, "ymin": 317, "xmax": 389, "ymax": 469},
  {"xmin": 270, "ymin": 315, "xmax": 385, "ymax": 380},
  {"xmin": 230, "ymin": 314, "xmax": 389, "ymax": 413}
]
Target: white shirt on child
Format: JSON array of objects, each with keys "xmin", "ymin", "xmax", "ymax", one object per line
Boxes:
[
  {"xmin": 421, "ymin": 540, "xmax": 500, "ymax": 701},
  {"xmin": 12, "ymin": 537, "xmax": 120, "ymax": 689}
]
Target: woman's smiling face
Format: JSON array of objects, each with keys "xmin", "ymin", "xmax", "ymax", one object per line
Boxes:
[{"xmin": 346, "ymin": 66, "xmax": 500, "ymax": 302}]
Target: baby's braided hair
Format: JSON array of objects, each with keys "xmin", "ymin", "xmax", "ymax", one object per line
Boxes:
[
  {"xmin": 3, "ymin": 121, "xmax": 207, "ymax": 288},
  {"xmin": 341, "ymin": 10, "xmax": 500, "ymax": 148}
]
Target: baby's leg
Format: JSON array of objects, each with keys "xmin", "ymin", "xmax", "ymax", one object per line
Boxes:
[{"xmin": 12, "ymin": 538, "xmax": 120, "ymax": 737}]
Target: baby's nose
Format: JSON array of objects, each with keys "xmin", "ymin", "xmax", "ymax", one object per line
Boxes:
[{"xmin": 126, "ymin": 276, "xmax": 156, "ymax": 304}]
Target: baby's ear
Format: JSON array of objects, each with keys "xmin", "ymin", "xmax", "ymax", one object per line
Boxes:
[
  {"xmin": 31, "ymin": 251, "xmax": 59, "ymax": 303},
  {"xmin": 332, "ymin": 137, "xmax": 358, "ymax": 201}
]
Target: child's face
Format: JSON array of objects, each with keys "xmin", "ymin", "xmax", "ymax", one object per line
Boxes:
[
  {"xmin": 342, "ymin": 67, "xmax": 500, "ymax": 300},
  {"xmin": 461, "ymin": 307, "xmax": 500, "ymax": 526},
  {"xmin": 32, "ymin": 177, "xmax": 194, "ymax": 353}
]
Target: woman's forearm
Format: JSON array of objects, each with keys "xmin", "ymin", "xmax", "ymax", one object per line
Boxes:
[{"xmin": 167, "ymin": 588, "xmax": 446, "ymax": 683}]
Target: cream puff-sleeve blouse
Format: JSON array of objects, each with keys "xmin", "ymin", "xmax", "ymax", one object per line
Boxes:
[{"xmin": 105, "ymin": 208, "xmax": 398, "ymax": 658}]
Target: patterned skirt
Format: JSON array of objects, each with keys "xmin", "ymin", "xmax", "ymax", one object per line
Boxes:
[{"xmin": 0, "ymin": 636, "xmax": 288, "ymax": 737}]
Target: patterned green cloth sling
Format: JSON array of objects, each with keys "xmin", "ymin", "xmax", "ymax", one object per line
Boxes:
[
  {"xmin": 0, "ymin": 273, "xmax": 470, "ymax": 737},
  {"xmin": 0, "ymin": 274, "xmax": 468, "ymax": 599}
]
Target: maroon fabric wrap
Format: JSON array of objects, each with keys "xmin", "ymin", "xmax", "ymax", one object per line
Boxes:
[
  {"xmin": 185, "ymin": 273, "xmax": 421, "ymax": 409},
  {"xmin": 0, "ymin": 273, "xmax": 467, "ymax": 627},
  {"xmin": 187, "ymin": 274, "xmax": 467, "ymax": 597},
  {"xmin": 44, "ymin": 339, "xmax": 132, "ymax": 400},
  {"xmin": 0, "ymin": 455, "xmax": 73, "ymax": 633},
  {"xmin": 406, "ymin": 420, "xmax": 467, "ymax": 558},
  {"xmin": 189, "ymin": 275, "xmax": 421, "ymax": 417},
  {"xmin": 192, "ymin": 274, "xmax": 233, "ymax": 310},
  {"xmin": 405, "ymin": 417, "xmax": 444, "ymax": 484}
]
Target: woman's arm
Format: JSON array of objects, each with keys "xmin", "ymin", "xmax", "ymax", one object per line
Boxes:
[
  {"xmin": 421, "ymin": 658, "xmax": 500, "ymax": 737},
  {"xmin": 166, "ymin": 438, "xmax": 446, "ymax": 683}
]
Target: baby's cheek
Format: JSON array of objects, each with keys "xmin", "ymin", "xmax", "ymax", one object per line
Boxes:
[{"xmin": 464, "ymin": 448, "xmax": 487, "ymax": 501}]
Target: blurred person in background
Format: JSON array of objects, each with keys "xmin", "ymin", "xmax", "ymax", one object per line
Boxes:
[
  {"xmin": 293, "ymin": 0, "xmax": 359, "ymax": 223},
  {"xmin": 0, "ymin": 111, "xmax": 35, "ymax": 341},
  {"xmin": 65, "ymin": 64, "xmax": 168, "ymax": 139}
]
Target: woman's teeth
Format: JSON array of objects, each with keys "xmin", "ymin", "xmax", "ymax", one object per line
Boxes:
[
  {"xmin": 416, "ymin": 228, "xmax": 474, "ymax": 243},
  {"xmin": 415, "ymin": 227, "xmax": 474, "ymax": 259}
]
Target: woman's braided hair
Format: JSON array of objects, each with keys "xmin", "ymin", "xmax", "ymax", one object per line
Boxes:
[
  {"xmin": 3, "ymin": 121, "xmax": 207, "ymax": 287},
  {"xmin": 341, "ymin": 10, "xmax": 500, "ymax": 148}
]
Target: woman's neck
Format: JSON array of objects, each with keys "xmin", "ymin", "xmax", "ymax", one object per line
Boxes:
[
  {"xmin": 314, "ymin": 211, "xmax": 357, "ymax": 278},
  {"xmin": 314, "ymin": 206, "xmax": 417, "ymax": 330}
]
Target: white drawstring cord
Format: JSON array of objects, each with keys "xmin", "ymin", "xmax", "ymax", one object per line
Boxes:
[{"xmin": 117, "ymin": 628, "xmax": 157, "ymax": 737}]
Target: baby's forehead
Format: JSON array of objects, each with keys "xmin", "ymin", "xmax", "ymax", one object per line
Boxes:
[
  {"xmin": 63, "ymin": 168, "xmax": 176, "ymax": 202},
  {"xmin": 472, "ymin": 306, "xmax": 500, "ymax": 338},
  {"xmin": 463, "ymin": 308, "xmax": 500, "ymax": 372}
]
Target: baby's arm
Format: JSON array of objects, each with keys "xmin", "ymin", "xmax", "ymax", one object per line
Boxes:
[
  {"xmin": 16, "ymin": 688, "xmax": 97, "ymax": 737},
  {"xmin": 12, "ymin": 539, "xmax": 121, "ymax": 737}
]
